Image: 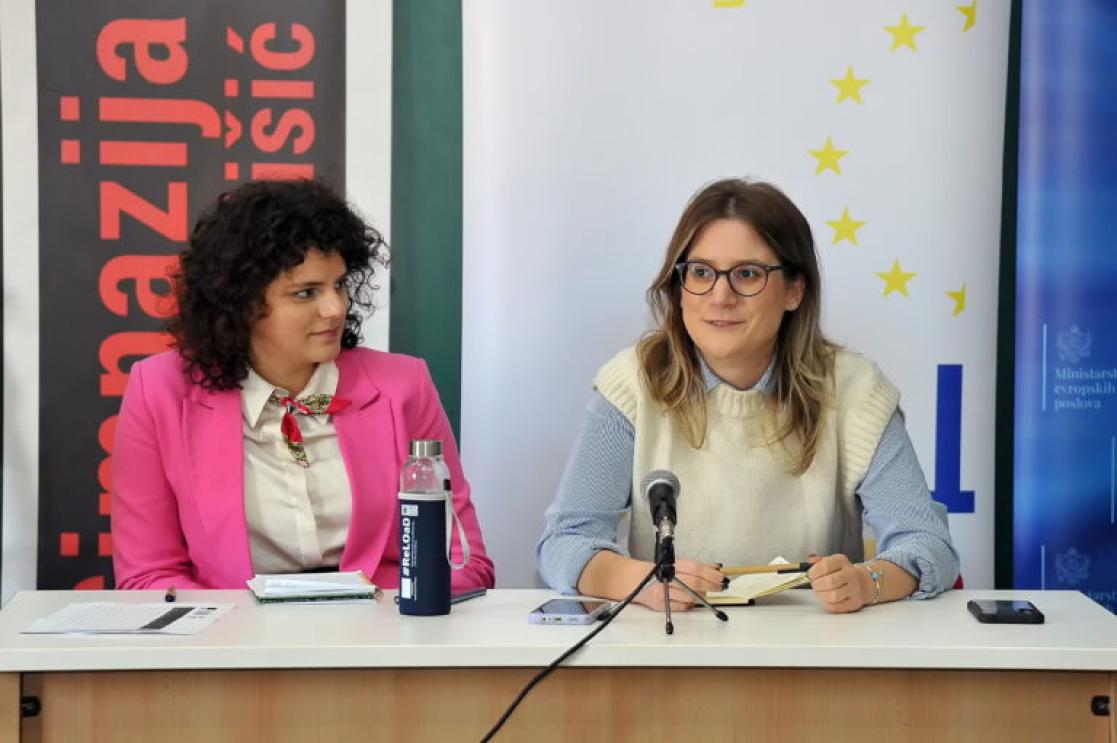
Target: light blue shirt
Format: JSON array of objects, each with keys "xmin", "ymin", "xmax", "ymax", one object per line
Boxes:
[{"xmin": 536, "ymin": 358, "xmax": 960, "ymax": 598}]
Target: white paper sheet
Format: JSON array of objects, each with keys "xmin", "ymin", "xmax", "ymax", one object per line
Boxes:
[{"xmin": 22, "ymin": 602, "xmax": 233, "ymax": 635}]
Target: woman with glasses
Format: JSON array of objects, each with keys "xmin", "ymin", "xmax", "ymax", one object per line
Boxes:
[
  {"xmin": 111, "ymin": 179, "xmax": 494, "ymax": 592},
  {"xmin": 536, "ymin": 178, "xmax": 958, "ymax": 613}
]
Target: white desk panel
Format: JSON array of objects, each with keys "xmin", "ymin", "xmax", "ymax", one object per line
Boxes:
[{"xmin": 0, "ymin": 589, "xmax": 1113, "ymax": 672}]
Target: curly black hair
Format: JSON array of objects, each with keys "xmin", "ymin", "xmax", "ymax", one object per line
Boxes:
[{"xmin": 168, "ymin": 179, "xmax": 386, "ymax": 390}]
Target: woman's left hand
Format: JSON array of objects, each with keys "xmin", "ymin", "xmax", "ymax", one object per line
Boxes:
[{"xmin": 807, "ymin": 554, "xmax": 870, "ymax": 614}]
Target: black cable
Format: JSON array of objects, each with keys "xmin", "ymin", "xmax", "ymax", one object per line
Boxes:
[{"xmin": 479, "ymin": 557, "xmax": 664, "ymax": 742}]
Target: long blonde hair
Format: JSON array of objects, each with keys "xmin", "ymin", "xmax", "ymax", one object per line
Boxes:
[{"xmin": 636, "ymin": 179, "xmax": 836, "ymax": 474}]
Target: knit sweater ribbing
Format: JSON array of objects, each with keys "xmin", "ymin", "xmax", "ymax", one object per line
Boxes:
[{"xmin": 593, "ymin": 348, "xmax": 899, "ymax": 565}]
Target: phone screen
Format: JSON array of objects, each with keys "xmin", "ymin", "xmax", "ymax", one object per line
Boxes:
[
  {"xmin": 972, "ymin": 600, "xmax": 1037, "ymax": 615},
  {"xmin": 968, "ymin": 599, "xmax": 1044, "ymax": 623},
  {"xmin": 535, "ymin": 599, "xmax": 609, "ymax": 615}
]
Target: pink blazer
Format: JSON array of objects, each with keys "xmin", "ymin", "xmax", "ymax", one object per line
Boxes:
[{"xmin": 111, "ymin": 347, "xmax": 495, "ymax": 592}]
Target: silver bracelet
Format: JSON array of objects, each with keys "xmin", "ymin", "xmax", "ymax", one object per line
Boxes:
[{"xmin": 861, "ymin": 561, "xmax": 883, "ymax": 605}]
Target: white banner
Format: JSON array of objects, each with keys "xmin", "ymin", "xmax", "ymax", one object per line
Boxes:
[{"xmin": 463, "ymin": 1, "xmax": 1010, "ymax": 588}]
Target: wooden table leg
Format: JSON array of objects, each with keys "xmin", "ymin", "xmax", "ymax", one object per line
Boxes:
[
  {"xmin": 1109, "ymin": 671, "xmax": 1116, "ymax": 742},
  {"xmin": 0, "ymin": 673, "xmax": 20, "ymax": 742}
]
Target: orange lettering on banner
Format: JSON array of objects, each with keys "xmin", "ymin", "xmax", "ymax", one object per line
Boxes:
[
  {"xmin": 99, "ymin": 181, "xmax": 188, "ymax": 241},
  {"xmin": 99, "ymin": 255, "xmax": 179, "ymax": 318},
  {"xmin": 96, "ymin": 18, "xmax": 188, "ymax": 84},
  {"xmin": 252, "ymin": 163, "xmax": 315, "ymax": 180},
  {"xmin": 99, "ymin": 141, "xmax": 188, "ymax": 167},
  {"xmin": 250, "ymin": 22, "xmax": 315, "ymax": 70},
  {"xmin": 250, "ymin": 108, "xmax": 315, "ymax": 154},
  {"xmin": 224, "ymin": 21, "xmax": 318, "ymax": 182},
  {"xmin": 99, "ymin": 331, "xmax": 172, "ymax": 397},
  {"xmin": 74, "ymin": 576, "xmax": 106, "ymax": 590},
  {"xmin": 251, "ymin": 80, "xmax": 314, "ymax": 99},
  {"xmin": 99, "ymin": 97, "xmax": 220, "ymax": 138}
]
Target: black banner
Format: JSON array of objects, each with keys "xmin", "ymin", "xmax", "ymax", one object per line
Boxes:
[{"xmin": 35, "ymin": 0, "xmax": 345, "ymax": 588}]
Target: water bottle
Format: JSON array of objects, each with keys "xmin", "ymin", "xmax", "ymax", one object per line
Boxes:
[{"xmin": 398, "ymin": 439, "xmax": 453, "ymax": 615}]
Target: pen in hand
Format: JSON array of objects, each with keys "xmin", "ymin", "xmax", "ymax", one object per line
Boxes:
[
  {"xmin": 164, "ymin": 586, "xmax": 177, "ymax": 603},
  {"xmin": 721, "ymin": 562, "xmax": 813, "ymax": 577}
]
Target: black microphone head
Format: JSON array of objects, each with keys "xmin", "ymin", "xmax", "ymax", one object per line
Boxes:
[{"xmin": 641, "ymin": 470, "xmax": 680, "ymax": 528}]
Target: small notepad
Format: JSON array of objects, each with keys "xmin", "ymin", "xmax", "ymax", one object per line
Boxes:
[
  {"xmin": 705, "ymin": 557, "xmax": 811, "ymax": 605},
  {"xmin": 246, "ymin": 571, "xmax": 379, "ymax": 603}
]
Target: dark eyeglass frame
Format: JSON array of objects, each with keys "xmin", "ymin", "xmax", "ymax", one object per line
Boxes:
[{"xmin": 673, "ymin": 260, "xmax": 791, "ymax": 298}]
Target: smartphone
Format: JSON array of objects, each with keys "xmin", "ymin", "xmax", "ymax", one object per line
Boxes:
[
  {"xmin": 528, "ymin": 598, "xmax": 612, "ymax": 625},
  {"xmin": 967, "ymin": 599, "xmax": 1045, "ymax": 624}
]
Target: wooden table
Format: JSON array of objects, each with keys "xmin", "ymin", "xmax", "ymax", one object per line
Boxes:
[{"xmin": 0, "ymin": 589, "xmax": 1114, "ymax": 742}]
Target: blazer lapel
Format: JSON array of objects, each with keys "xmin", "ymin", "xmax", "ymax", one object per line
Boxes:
[
  {"xmin": 183, "ymin": 384, "xmax": 253, "ymax": 581},
  {"xmin": 333, "ymin": 352, "xmax": 399, "ymax": 574}
]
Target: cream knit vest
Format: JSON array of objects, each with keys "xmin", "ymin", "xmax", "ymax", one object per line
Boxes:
[{"xmin": 594, "ymin": 348, "xmax": 899, "ymax": 566}]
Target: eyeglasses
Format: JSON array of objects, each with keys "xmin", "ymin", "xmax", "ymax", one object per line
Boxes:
[{"xmin": 674, "ymin": 260, "xmax": 791, "ymax": 298}]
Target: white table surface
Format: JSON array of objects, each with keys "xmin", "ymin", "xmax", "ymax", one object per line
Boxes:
[{"xmin": 0, "ymin": 589, "xmax": 1114, "ymax": 673}]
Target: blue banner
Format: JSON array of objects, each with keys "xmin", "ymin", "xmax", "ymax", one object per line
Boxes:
[{"xmin": 1014, "ymin": 1, "xmax": 1117, "ymax": 611}]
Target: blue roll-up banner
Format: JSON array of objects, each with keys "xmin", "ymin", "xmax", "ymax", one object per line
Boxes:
[{"xmin": 1014, "ymin": 0, "xmax": 1117, "ymax": 611}]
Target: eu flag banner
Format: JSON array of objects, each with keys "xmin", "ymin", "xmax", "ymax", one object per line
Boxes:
[
  {"xmin": 463, "ymin": 2, "xmax": 1010, "ymax": 588},
  {"xmin": 1014, "ymin": 0, "xmax": 1117, "ymax": 611}
]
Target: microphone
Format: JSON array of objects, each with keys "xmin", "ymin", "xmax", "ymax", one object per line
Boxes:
[
  {"xmin": 640, "ymin": 469, "xmax": 680, "ymax": 538},
  {"xmin": 638, "ymin": 469, "xmax": 729, "ymax": 631}
]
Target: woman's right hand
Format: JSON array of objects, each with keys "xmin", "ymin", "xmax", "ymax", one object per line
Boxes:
[
  {"xmin": 578, "ymin": 550, "xmax": 726, "ymax": 612},
  {"xmin": 632, "ymin": 558, "xmax": 726, "ymax": 612}
]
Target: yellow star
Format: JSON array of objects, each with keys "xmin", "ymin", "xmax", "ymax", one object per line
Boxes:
[
  {"xmin": 957, "ymin": 1, "xmax": 977, "ymax": 32},
  {"xmin": 884, "ymin": 13, "xmax": 926, "ymax": 52},
  {"xmin": 809, "ymin": 136, "xmax": 849, "ymax": 175},
  {"xmin": 825, "ymin": 207, "xmax": 866, "ymax": 245},
  {"xmin": 713, "ymin": 0, "xmax": 745, "ymax": 6},
  {"xmin": 876, "ymin": 260, "xmax": 917, "ymax": 297},
  {"xmin": 947, "ymin": 283, "xmax": 967, "ymax": 315},
  {"xmin": 831, "ymin": 66, "xmax": 870, "ymax": 104}
]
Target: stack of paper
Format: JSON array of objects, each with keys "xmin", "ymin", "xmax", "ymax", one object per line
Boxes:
[
  {"xmin": 246, "ymin": 571, "xmax": 379, "ymax": 603},
  {"xmin": 705, "ymin": 557, "xmax": 811, "ymax": 605}
]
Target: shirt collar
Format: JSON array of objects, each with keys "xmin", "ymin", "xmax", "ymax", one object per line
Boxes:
[
  {"xmin": 698, "ymin": 353, "xmax": 777, "ymax": 395},
  {"xmin": 241, "ymin": 361, "xmax": 340, "ymax": 428}
]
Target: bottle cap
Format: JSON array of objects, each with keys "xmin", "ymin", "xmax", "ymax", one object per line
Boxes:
[{"xmin": 409, "ymin": 439, "xmax": 443, "ymax": 458}]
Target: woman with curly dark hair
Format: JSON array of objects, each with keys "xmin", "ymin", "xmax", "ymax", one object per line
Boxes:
[{"xmin": 111, "ymin": 179, "xmax": 495, "ymax": 591}]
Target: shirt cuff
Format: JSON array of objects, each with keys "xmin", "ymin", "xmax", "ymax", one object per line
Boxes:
[{"xmin": 873, "ymin": 548, "xmax": 950, "ymax": 600}]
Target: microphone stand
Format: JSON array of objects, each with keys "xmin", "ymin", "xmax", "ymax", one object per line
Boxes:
[{"xmin": 636, "ymin": 521, "xmax": 729, "ymax": 635}]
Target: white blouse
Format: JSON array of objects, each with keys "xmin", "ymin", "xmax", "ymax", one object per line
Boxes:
[{"xmin": 240, "ymin": 362, "xmax": 353, "ymax": 574}]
